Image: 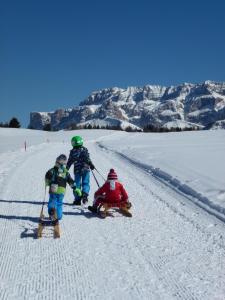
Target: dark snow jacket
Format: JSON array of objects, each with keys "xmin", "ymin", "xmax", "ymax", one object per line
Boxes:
[
  {"xmin": 45, "ymin": 165, "xmax": 74, "ymax": 194},
  {"xmin": 66, "ymin": 146, "xmax": 94, "ymax": 173}
]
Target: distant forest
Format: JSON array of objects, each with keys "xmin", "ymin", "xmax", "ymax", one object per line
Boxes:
[{"xmin": 0, "ymin": 117, "xmax": 21, "ymax": 128}]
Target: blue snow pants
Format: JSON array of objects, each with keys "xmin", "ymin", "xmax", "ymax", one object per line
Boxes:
[
  {"xmin": 48, "ymin": 193, "xmax": 64, "ymax": 220},
  {"xmin": 73, "ymin": 170, "xmax": 90, "ymax": 200}
]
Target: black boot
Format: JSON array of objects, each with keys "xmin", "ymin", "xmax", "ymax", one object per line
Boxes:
[
  {"xmin": 82, "ymin": 192, "xmax": 88, "ymax": 204},
  {"xmin": 88, "ymin": 205, "xmax": 98, "ymax": 213},
  {"xmin": 49, "ymin": 208, "xmax": 55, "ymax": 220},
  {"xmin": 73, "ymin": 198, "xmax": 81, "ymax": 205}
]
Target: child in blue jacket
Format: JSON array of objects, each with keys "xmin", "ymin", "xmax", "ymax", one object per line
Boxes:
[
  {"xmin": 45, "ymin": 154, "xmax": 79, "ymax": 220},
  {"xmin": 66, "ymin": 136, "xmax": 95, "ymax": 205}
]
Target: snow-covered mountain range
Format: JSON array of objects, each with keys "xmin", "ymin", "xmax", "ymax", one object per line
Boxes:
[{"xmin": 29, "ymin": 80, "xmax": 225, "ymax": 130}]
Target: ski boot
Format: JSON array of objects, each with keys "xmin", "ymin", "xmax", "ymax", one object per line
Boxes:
[
  {"xmin": 73, "ymin": 198, "xmax": 81, "ymax": 205},
  {"xmin": 49, "ymin": 208, "xmax": 60, "ymax": 225},
  {"xmin": 82, "ymin": 192, "xmax": 88, "ymax": 204},
  {"xmin": 49, "ymin": 208, "xmax": 56, "ymax": 220},
  {"xmin": 73, "ymin": 187, "xmax": 82, "ymax": 205},
  {"xmin": 88, "ymin": 205, "xmax": 98, "ymax": 213}
]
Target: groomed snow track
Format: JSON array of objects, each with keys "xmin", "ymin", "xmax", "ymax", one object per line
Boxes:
[
  {"xmin": 97, "ymin": 142, "xmax": 225, "ymax": 224},
  {"xmin": 0, "ymin": 137, "xmax": 225, "ymax": 300}
]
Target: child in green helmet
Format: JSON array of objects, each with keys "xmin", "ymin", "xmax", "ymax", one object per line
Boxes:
[{"xmin": 66, "ymin": 136, "xmax": 95, "ymax": 205}]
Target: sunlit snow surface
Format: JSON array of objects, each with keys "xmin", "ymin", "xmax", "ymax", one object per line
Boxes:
[{"xmin": 0, "ymin": 128, "xmax": 225, "ymax": 300}]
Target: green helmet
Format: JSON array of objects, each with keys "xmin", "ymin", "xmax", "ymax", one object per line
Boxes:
[{"xmin": 71, "ymin": 135, "xmax": 83, "ymax": 147}]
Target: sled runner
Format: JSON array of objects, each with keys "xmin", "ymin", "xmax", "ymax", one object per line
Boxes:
[
  {"xmin": 88, "ymin": 201, "xmax": 132, "ymax": 218},
  {"xmin": 37, "ymin": 208, "xmax": 60, "ymax": 238},
  {"xmin": 101, "ymin": 202, "xmax": 132, "ymax": 218}
]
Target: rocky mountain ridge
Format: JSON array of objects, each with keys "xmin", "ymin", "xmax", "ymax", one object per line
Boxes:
[{"xmin": 29, "ymin": 81, "xmax": 225, "ymax": 130}]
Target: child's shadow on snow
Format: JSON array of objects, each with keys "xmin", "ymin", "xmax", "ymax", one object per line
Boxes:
[
  {"xmin": 0, "ymin": 214, "xmax": 39, "ymax": 223},
  {"xmin": 21, "ymin": 227, "xmax": 37, "ymax": 239},
  {"xmin": 63, "ymin": 210, "xmax": 98, "ymax": 219},
  {"xmin": 0, "ymin": 199, "xmax": 43, "ymax": 205}
]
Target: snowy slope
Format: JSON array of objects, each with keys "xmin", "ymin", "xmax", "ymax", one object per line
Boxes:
[
  {"xmin": 98, "ymin": 130, "xmax": 225, "ymax": 217},
  {"xmin": 0, "ymin": 128, "xmax": 225, "ymax": 300}
]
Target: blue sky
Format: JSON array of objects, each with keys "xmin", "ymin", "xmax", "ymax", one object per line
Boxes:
[{"xmin": 1, "ymin": 0, "xmax": 225, "ymax": 127}]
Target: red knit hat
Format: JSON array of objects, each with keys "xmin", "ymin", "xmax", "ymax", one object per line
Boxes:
[{"xmin": 107, "ymin": 169, "xmax": 118, "ymax": 180}]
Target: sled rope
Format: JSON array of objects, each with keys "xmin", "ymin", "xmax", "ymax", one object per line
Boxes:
[
  {"xmin": 91, "ymin": 170, "xmax": 100, "ymax": 188},
  {"xmin": 40, "ymin": 184, "xmax": 47, "ymax": 218},
  {"xmin": 94, "ymin": 168, "xmax": 106, "ymax": 181},
  {"xmin": 37, "ymin": 184, "xmax": 47, "ymax": 238}
]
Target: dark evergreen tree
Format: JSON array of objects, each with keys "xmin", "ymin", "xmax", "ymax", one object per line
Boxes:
[{"xmin": 9, "ymin": 117, "xmax": 21, "ymax": 128}]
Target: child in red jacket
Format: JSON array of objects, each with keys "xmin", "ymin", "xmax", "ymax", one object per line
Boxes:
[{"xmin": 88, "ymin": 169, "xmax": 132, "ymax": 216}]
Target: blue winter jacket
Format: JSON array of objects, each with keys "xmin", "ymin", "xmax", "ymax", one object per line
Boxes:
[{"xmin": 66, "ymin": 146, "xmax": 94, "ymax": 173}]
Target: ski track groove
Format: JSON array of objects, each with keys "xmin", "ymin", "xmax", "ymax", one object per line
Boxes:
[
  {"xmin": 0, "ymin": 139, "xmax": 225, "ymax": 299},
  {"xmin": 93, "ymin": 217, "xmax": 166, "ymax": 300},
  {"xmin": 99, "ymin": 143, "xmax": 225, "ymax": 250},
  {"xmin": 5, "ymin": 144, "xmax": 97, "ymax": 300},
  {"xmin": 89, "ymin": 144, "xmax": 197, "ymax": 300}
]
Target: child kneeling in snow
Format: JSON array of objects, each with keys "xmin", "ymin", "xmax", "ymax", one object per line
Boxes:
[
  {"xmin": 88, "ymin": 169, "xmax": 132, "ymax": 216},
  {"xmin": 45, "ymin": 154, "xmax": 80, "ymax": 220}
]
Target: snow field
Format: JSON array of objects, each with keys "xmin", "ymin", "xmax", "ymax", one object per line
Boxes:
[{"xmin": 0, "ymin": 129, "xmax": 225, "ymax": 299}]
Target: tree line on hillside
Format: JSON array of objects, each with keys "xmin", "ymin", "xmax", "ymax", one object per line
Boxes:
[
  {"xmin": 66, "ymin": 123, "xmax": 142, "ymax": 132},
  {"xmin": 41, "ymin": 122, "xmax": 199, "ymax": 132},
  {"xmin": 41, "ymin": 122, "xmax": 138, "ymax": 132},
  {"xmin": 0, "ymin": 117, "xmax": 21, "ymax": 128},
  {"xmin": 0, "ymin": 117, "xmax": 201, "ymax": 132},
  {"xmin": 142, "ymin": 124, "xmax": 200, "ymax": 132},
  {"xmin": 67, "ymin": 123, "xmax": 199, "ymax": 132}
]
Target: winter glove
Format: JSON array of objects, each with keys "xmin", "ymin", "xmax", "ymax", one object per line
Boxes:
[
  {"xmin": 89, "ymin": 163, "xmax": 95, "ymax": 170},
  {"xmin": 74, "ymin": 187, "xmax": 82, "ymax": 197}
]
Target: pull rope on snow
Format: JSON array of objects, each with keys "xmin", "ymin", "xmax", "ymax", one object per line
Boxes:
[
  {"xmin": 94, "ymin": 168, "xmax": 106, "ymax": 181},
  {"xmin": 91, "ymin": 170, "xmax": 101, "ymax": 188}
]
